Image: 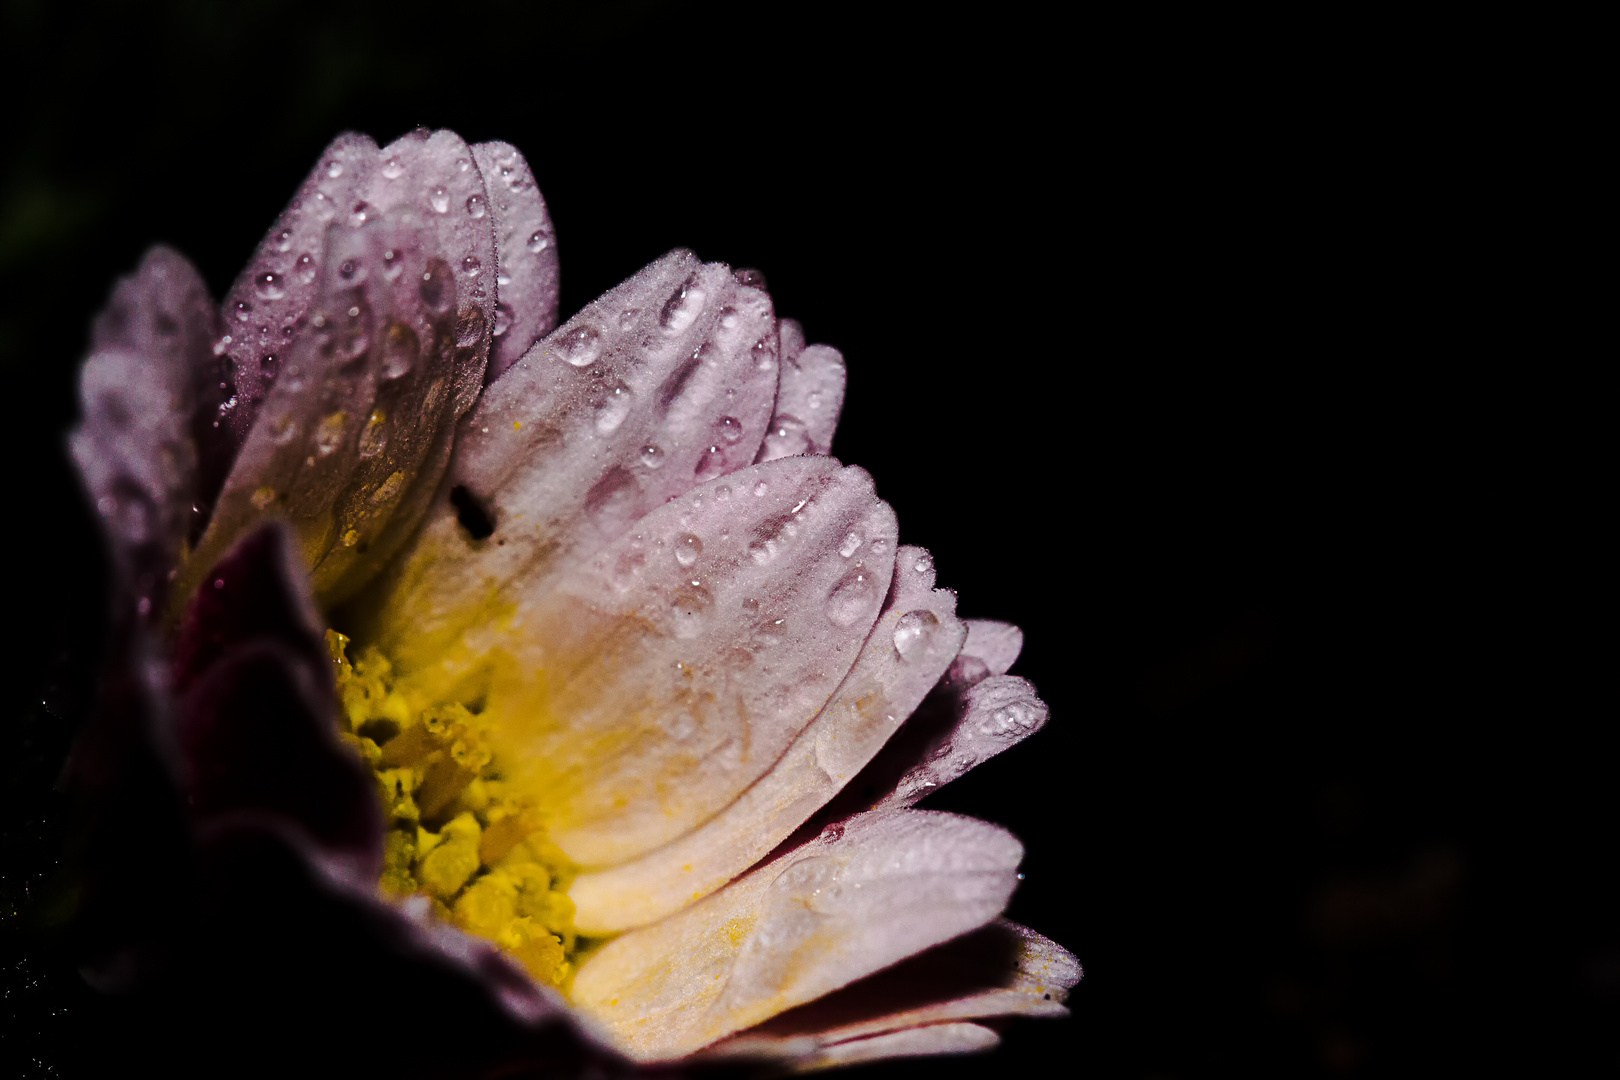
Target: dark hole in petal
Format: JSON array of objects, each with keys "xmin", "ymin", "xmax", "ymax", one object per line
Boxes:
[{"xmin": 449, "ymin": 485, "xmax": 495, "ymax": 539}]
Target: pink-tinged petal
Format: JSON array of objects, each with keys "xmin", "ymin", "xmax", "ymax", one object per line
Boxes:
[
  {"xmin": 472, "ymin": 140, "xmax": 561, "ymax": 381},
  {"xmin": 171, "ymin": 524, "xmax": 380, "ymax": 876},
  {"xmin": 569, "ymin": 807, "xmax": 1022, "ymax": 1060},
  {"xmin": 71, "ymin": 247, "xmax": 217, "ymax": 622},
  {"xmin": 177, "ymin": 130, "xmax": 499, "ymax": 612},
  {"xmin": 716, "ymin": 919, "xmax": 1080, "ymax": 1054},
  {"xmin": 215, "ymin": 132, "xmax": 379, "ymax": 455},
  {"xmin": 787, "ymin": 1022, "xmax": 1000, "ymax": 1070},
  {"xmin": 571, "ymin": 544, "xmax": 963, "ymax": 933},
  {"xmin": 360, "ymin": 249, "xmax": 780, "ymax": 674},
  {"xmin": 955, "ymin": 618, "xmax": 1025, "ymax": 683},
  {"xmin": 757, "ymin": 318, "xmax": 845, "ymax": 461},
  {"xmin": 475, "ymin": 457, "xmax": 898, "ymax": 868},
  {"xmin": 874, "ymin": 674, "xmax": 1050, "ymax": 809}
]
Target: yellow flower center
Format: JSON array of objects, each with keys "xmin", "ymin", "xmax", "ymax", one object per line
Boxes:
[{"xmin": 326, "ymin": 630, "xmax": 583, "ymax": 989}]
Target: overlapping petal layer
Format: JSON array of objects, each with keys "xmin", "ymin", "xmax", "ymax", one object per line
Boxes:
[{"xmin": 66, "ymin": 127, "xmax": 1076, "ymax": 1075}]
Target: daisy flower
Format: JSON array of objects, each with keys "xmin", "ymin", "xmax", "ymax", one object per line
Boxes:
[{"xmin": 66, "ymin": 127, "xmax": 1078, "ymax": 1076}]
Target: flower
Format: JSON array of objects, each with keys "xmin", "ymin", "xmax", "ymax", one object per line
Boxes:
[{"xmin": 65, "ymin": 128, "xmax": 1078, "ymax": 1076}]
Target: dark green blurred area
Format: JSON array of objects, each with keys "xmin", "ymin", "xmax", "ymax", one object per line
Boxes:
[{"xmin": 1, "ymin": 3, "xmax": 1610, "ymax": 1078}]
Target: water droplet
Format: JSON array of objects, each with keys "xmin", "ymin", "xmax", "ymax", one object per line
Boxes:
[
  {"xmin": 694, "ymin": 445, "xmax": 726, "ymax": 481},
  {"xmin": 382, "ymin": 156, "xmax": 404, "ymax": 179},
  {"xmin": 250, "ymin": 486, "xmax": 276, "ymax": 509},
  {"xmin": 839, "ymin": 532, "xmax": 862, "ymax": 558},
  {"xmin": 274, "ymin": 228, "xmax": 293, "ymax": 252},
  {"xmin": 912, "ymin": 552, "xmax": 934, "ymax": 574},
  {"xmin": 382, "ymin": 248, "xmax": 402, "ymax": 280},
  {"xmin": 893, "ymin": 610, "xmax": 941, "ymax": 660},
  {"xmin": 527, "ymin": 229, "xmax": 551, "ymax": 253},
  {"xmin": 751, "ymin": 336, "xmax": 776, "ymax": 370},
  {"xmin": 660, "ymin": 279, "xmax": 706, "ymax": 332},
  {"xmin": 456, "ymin": 157, "xmax": 470, "ymax": 172},
  {"xmin": 754, "ymin": 481, "xmax": 769, "ymax": 497},
  {"xmin": 295, "ymin": 253, "xmax": 316, "ymax": 283},
  {"xmin": 763, "ymin": 414, "xmax": 810, "ymax": 457},
  {"xmin": 617, "ymin": 308, "xmax": 639, "ymax": 330},
  {"xmin": 719, "ymin": 306, "xmax": 739, "ymax": 329},
  {"xmin": 594, "ymin": 381, "xmax": 633, "ymax": 433},
  {"xmin": 980, "ymin": 700, "xmax": 1043, "ymax": 737},
  {"xmin": 819, "ymin": 822, "xmax": 844, "ymax": 843},
  {"xmin": 734, "ymin": 267, "xmax": 768, "ymax": 289},
  {"xmin": 326, "ymin": 159, "xmax": 344, "ymax": 179},
  {"xmin": 254, "ymin": 272, "xmax": 285, "ymax": 300},
  {"xmin": 314, "ymin": 411, "xmax": 348, "ymax": 456},
  {"xmin": 455, "ymin": 306, "xmax": 485, "ymax": 348},
  {"xmin": 869, "ymin": 538, "xmax": 891, "ymax": 555},
  {"xmin": 259, "ymin": 353, "xmax": 278, "ymax": 379},
  {"xmin": 358, "ymin": 409, "xmax": 388, "ymax": 458},
  {"xmin": 350, "ymin": 201, "xmax": 369, "ymax": 226},
  {"xmin": 826, "ymin": 566, "xmax": 880, "ymax": 627},
  {"xmin": 493, "ymin": 303, "xmax": 513, "ymax": 337},
  {"xmin": 558, "ymin": 324, "xmax": 601, "ymax": 366},
  {"xmin": 461, "ymin": 255, "xmax": 482, "ymax": 278},
  {"xmin": 419, "ymin": 259, "xmax": 454, "ymax": 313},
  {"xmin": 338, "ymin": 258, "xmax": 360, "ymax": 280},
  {"xmin": 640, "ymin": 444, "xmax": 666, "ymax": 469},
  {"xmin": 465, "ymin": 193, "xmax": 486, "ymax": 218},
  {"xmin": 675, "ymin": 533, "xmax": 702, "ymax": 567},
  {"xmin": 427, "ymin": 186, "xmax": 450, "ymax": 213},
  {"xmin": 670, "ymin": 583, "xmax": 713, "ymax": 637},
  {"xmin": 270, "ymin": 413, "xmax": 297, "ymax": 443},
  {"xmin": 382, "ymin": 322, "xmax": 419, "ymax": 379},
  {"xmin": 234, "ymin": 300, "xmax": 252, "ymax": 323}
]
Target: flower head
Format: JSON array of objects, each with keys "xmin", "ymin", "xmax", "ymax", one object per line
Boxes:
[{"xmin": 65, "ymin": 128, "xmax": 1078, "ymax": 1076}]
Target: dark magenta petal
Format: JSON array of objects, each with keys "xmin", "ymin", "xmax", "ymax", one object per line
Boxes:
[
  {"xmin": 171, "ymin": 522, "xmax": 325, "ymax": 693},
  {"xmin": 176, "ymin": 643, "xmax": 382, "ymax": 878}
]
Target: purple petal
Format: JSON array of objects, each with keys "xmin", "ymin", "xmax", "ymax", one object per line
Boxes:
[
  {"xmin": 71, "ymin": 247, "xmax": 217, "ymax": 622},
  {"xmin": 472, "ymin": 140, "xmax": 561, "ymax": 382}
]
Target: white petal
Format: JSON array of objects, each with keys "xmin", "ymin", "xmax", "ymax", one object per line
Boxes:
[
  {"xmin": 472, "ymin": 457, "xmax": 897, "ymax": 866},
  {"xmin": 790, "ymin": 1022, "xmax": 999, "ymax": 1071},
  {"xmin": 360, "ymin": 250, "xmax": 780, "ymax": 674},
  {"xmin": 758, "ymin": 317, "xmax": 846, "ymax": 461},
  {"xmin": 570, "ymin": 544, "xmax": 963, "ymax": 932},
  {"xmin": 962, "ymin": 619, "xmax": 1024, "ymax": 676},
  {"xmin": 181, "ymin": 129, "xmax": 498, "ymax": 609},
  {"xmin": 717, "ymin": 919, "xmax": 1080, "ymax": 1052},
  {"xmin": 472, "ymin": 141, "xmax": 560, "ymax": 382},
  {"xmin": 569, "ymin": 808, "xmax": 1022, "ymax": 1060},
  {"xmin": 875, "ymin": 674, "xmax": 1050, "ymax": 809}
]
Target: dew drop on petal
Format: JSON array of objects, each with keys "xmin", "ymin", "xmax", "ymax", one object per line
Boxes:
[
  {"xmin": 295, "ymin": 253, "xmax": 315, "ymax": 284},
  {"xmin": 382, "ymin": 156, "xmax": 404, "ymax": 179},
  {"xmin": 694, "ymin": 445, "xmax": 726, "ymax": 482},
  {"xmin": 234, "ymin": 301, "xmax": 252, "ymax": 323},
  {"xmin": 980, "ymin": 700, "xmax": 1043, "ymax": 736},
  {"xmin": 314, "ymin": 411, "xmax": 347, "ymax": 456},
  {"xmin": 826, "ymin": 566, "xmax": 880, "ymax": 627},
  {"xmin": 527, "ymin": 229, "xmax": 551, "ymax": 254},
  {"xmin": 427, "ymin": 186, "xmax": 450, "ymax": 213},
  {"xmin": 274, "ymin": 228, "xmax": 293, "ymax": 253},
  {"xmin": 675, "ymin": 533, "xmax": 702, "ymax": 567},
  {"xmin": 617, "ymin": 308, "xmax": 639, "ymax": 331},
  {"xmin": 640, "ymin": 444, "xmax": 666, "ymax": 470},
  {"xmin": 465, "ymin": 193, "xmax": 486, "ymax": 218},
  {"xmin": 819, "ymin": 822, "xmax": 845, "ymax": 843},
  {"xmin": 670, "ymin": 583, "xmax": 713, "ymax": 638},
  {"xmin": 493, "ymin": 303, "xmax": 513, "ymax": 338},
  {"xmin": 659, "ymin": 280, "xmax": 706, "ymax": 332},
  {"xmin": 461, "ymin": 255, "xmax": 481, "ymax": 277},
  {"xmin": 839, "ymin": 531, "xmax": 862, "ymax": 558},
  {"xmin": 326, "ymin": 159, "xmax": 344, "ymax": 179},
  {"xmin": 382, "ymin": 322, "xmax": 419, "ymax": 379},
  {"xmin": 715, "ymin": 415, "xmax": 744, "ymax": 444},
  {"xmin": 254, "ymin": 272, "xmax": 285, "ymax": 300},
  {"xmin": 559, "ymin": 324, "xmax": 601, "ymax": 367},
  {"xmin": 594, "ymin": 381, "xmax": 633, "ymax": 433},
  {"xmin": 892, "ymin": 609, "xmax": 941, "ymax": 660},
  {"xmin": 419, "ymin": 259, "xmax": 454, "ymax": 313},
  {"xmin": 382, "ymin": 248, "xmax": 402, "ymax": 280},
  {"xmin": 912, "ymin": 551, "xmax": 934, "ymax": 574}
]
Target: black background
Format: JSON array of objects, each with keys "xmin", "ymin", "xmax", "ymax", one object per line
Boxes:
[{"xmin": 0, "ymin": 3, "xmax": 1609, "ymax": 1077}]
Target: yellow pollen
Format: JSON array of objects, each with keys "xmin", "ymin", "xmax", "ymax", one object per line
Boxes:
[{"xmin": 327, "ymin": 630, "xmax": 580, "ymax": 988}]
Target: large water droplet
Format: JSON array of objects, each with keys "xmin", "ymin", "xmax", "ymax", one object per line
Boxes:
[
  {"xmin": 675, "ymin": 533, "xmax": 702, "ymax": 567},
  {"xmin": 671, "ymin": 583, "xmax": 713, "ymax": 638},
  {"xmin": 295, "ymin": 253, "xmax": 316, "ymax": 284},
  {"xmin": 493, "ymin": 303, "xmax": 513, "ymax": 338},
  {"xmin": 826, "ymin": 566, "xmax": 880, "ymax": 627},
  {"xmin": 382, "ymin": 322, "xmax": 419, "ymax": 379},
  {"xmin": 912, "ymin": 551, "xmax": 935, "ymax": 575},
  {"xmin": 419, "ymin": 259, "xmax": 454, "ymax": 314},
  {"xmin": 839, "ymin": 531, "xmax": 862, "ymax": 558},
  {"xmin": 559, "ymin": 324, "xmax": 601, "ymax": 367},
  {"xmin": 527, "ymin": 229, "xmax": 551, "ymax": 254},
  {"xmin": 751, "ymin": 337, "xmax": 776, "ymax": 370},
  {"xmin": 465, "ymin": 193, "xmax": 486, "ymax": 219},
  {"xmin": 640, "ymin": 443, "xmax": 666, "ymax": 470},
  {"xmin": 594, "ymin": 381, "xmax": 632, "ymax": 433},
  {"xmin": 234, "ymin": 300, "xmax": 252, "ymax": 323},
  {"xmin": 980, "ymin": 700, "xmax": 1043, "ymax": 737},
  {"xmin": 326, "ymin": 159, "xmax": 344, "ymax": 179},
  {"xmin": 382, "ymin": 156, "xmax": 405, "ymax": 180},
  {"xmin": 763, "ymin": 414, "xmax": 810, "ymax": 457},
  {"xmin": 274, "ymin": 228, "xmax": 294, "ymax": 252},
  {"xmin": 660, "ymin": 279, "xmax": 706, "ymax": 332},
  {"xmin": 715, "ymin": 415, "xmax": 744, "ymax": 444},
  {"xmin": 427, "ymin": 185, "xmax": 450, "ymax": 213},
  {"xmin": 358, "ymin": 409, "xmax": 388, "ymax": 458},
  {"xmin": 892, "ymin": 610, "xmax": 941, "ymax": 660},
  {"xmin": 314, "ymin": 411, "xmax": 348, "ymax": 456},
  {"xmin": 461, "ymin": 255, "xmax": 481, "ymax": 277},
  {"xmin": 254, "ymin": 272, "xmax": 286, "ymax": 300}
]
